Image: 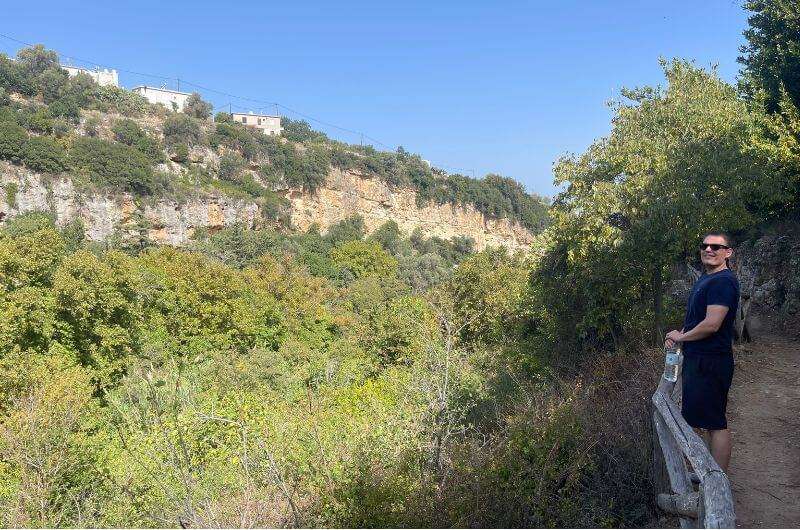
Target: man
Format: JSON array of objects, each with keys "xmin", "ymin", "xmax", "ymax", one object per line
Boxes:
[{"xmin": 665, "ymin": 232, "xmax": 740, "ymax": 473}]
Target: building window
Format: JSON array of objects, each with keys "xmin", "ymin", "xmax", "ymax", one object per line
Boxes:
[{"xmin": 241, "ymin": 116, "xmax": 247, "ymax": 124}]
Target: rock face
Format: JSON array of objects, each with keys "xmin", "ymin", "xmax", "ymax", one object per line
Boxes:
[
  {"xmin": 733, "ymin": 230, "xmax": 800, "ymax": 339},
  {"xmin": 0, "ymin": 162, "xmax": 535, "ymax": 252},
  {"xmin": 287, "ymin": 169, "xmax": 535, "ymax": 251}
]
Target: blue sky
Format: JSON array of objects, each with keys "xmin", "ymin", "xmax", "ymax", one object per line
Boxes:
[{"xmin": 2, "ymin": 1, "xmax": 750, "ymax": 197}]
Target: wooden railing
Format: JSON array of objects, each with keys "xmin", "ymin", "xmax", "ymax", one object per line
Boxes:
[{"xmin": 651, "ymin": 376, "xmax": 735, "ymax": 528}]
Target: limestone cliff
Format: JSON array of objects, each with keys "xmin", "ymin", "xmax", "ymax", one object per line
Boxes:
[{"xmin": 0, "ymin": 161, "xmax": 535, "ymax": 251}]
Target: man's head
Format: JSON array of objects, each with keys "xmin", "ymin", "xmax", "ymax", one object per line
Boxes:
[{"xmin": 699, "ymin": 231, "xmax": 733, "ymax": 270}]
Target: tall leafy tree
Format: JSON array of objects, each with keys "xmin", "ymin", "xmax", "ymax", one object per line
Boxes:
[{"xmin": 739, "ymin": 0, "xmax": 800, "ymax": 111}]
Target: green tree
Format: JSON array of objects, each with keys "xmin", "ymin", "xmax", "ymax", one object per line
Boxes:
[
  {"xmin": 739, "ymin": 0, "xmax": 800, "ymax": 112},
  {"xmin": 330, "ymin": 240, "xmax": 398, "ymax": 280},
  {"xmin": 546, "ymin": 60, "xmax": 776, "ymax": 348},
  {"xmin": 163, "ymin": 113, "xmax": 204, "ymax": 147},
  {"xmin": 184, "ymin": 92, "xmax": 213, "ymax": 120}
]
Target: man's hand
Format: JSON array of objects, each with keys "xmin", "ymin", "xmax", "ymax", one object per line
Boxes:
[{"xmin": 664, "ymin": 329, "xmax": 684, "ymax": 348}]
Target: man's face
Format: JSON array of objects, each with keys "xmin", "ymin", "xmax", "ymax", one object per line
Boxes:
[{"xmin": 700, "ymin": 235, "xmax": 732, "ymax": 268}]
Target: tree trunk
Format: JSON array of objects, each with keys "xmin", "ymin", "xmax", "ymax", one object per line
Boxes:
[{"xmin": 652, "ymin": 264, "xmax": 664, "ymax": 347}]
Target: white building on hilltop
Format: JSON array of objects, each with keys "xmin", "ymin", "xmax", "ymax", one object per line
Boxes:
[
  {"xmin": 232, "ymin": 111, "xmax": 282, "ymax": 136},
  {"xmin": 131, "ymin": 86, "xmax": 191, "ymax": 112},
  {"xmin": 61, "ymin": 65, "xmax": 119, "ymax": 87}
]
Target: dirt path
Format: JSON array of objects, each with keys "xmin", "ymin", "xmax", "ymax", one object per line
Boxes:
[{"xmin": 727, "ymin": 335, "xmax": 800, "ymax": 528}]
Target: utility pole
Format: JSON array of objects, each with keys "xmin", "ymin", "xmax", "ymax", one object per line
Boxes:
[
  {"xmin": 229, "ymin": 103, "xmax": 232, "ymax": 115},
  {"xmin": 176, "ymin": 78, "xmax": 180, "ymax": 91},
  {"xmin": 274, "ymin": 103, "xmax": 279, "ymax": 117}
]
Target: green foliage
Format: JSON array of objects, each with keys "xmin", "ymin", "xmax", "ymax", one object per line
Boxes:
[
  {"xmin": 281, "ymin": 117, "xmax": 328, "ymax": 143},
  {"xmin": 69, "ymin": 137, "xmax": 155, "ymax": 194},
  {"xmin": 324, "ymin": 215, "xmax": 365, "ymax": 245},
  {"xmin": 4, "ymin": 182, "xmax": 18, "ymax": 208},
  {"xmin": 0, "ymin": 121, "xmax": 27, "ymax": 163},
  {"xmin": 214, "ymin": 111, "xmax": 233, "ymax": 123},
  {"xmin": 25, "ymin": 107, "xmax": 54, "ymax": 134},
  {"xmin": 183, "ymin": 92, "xmax": 213, "ymax": 120},
  {"xmin": 163, "ymin": 113, "xmax": 205, "ymax": 147},
  {"xmin": 92, "ymin": 85, "xmax": 151, "ymax": 116},
  {"xmin": 111, "ymin": 118, "xmax": 164, "ymax": 163},
  {"xmin": 330, "ymin": 240, "xmax": 398, "ymax": 280},
  {"xmin": 210, "ymin": 122, "xmax": 258, "ymax": 160},
  {"xmin": 22, "ymin": 136, "xmax": 67, "ymax": 173},
  {"xmin": 218, "ymin": 151, "xmax": 245, "ymax": 182},
  {"xmin": 739, "ymin": 0, "xmax": 800, "ymax": 112}
]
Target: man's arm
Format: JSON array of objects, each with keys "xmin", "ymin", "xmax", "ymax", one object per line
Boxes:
[{"xmin": 665, "ymin": 305, "xmax": 728, "ymax": 344}]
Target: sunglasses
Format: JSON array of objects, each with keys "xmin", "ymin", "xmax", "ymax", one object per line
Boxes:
[{"xmin": 698, "ymin": 243, "xmax": 731, "ymax": 251}]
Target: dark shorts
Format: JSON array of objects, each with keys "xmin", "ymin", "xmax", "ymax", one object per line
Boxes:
[{"xmin": 681, "ymin": 354, "xmax": 734, "ymax": 430}]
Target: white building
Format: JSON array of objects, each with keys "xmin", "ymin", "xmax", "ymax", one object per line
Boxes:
[
  {"xmin": 232, "ymin": 111, "xmax": 282, "ymax": 136},
  {"xmin": 131, "ymin": 86, "xmax": 191, "ymax": 112},
  {"xmin": 61, "ymin": 65, "xmax": 119, "ymax": 87}
]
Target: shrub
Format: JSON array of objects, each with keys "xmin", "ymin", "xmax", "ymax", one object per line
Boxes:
[
  {"xmin": 25, "ymin": 107, "xmax": 54, "ymax": 134},
  {"xmin": 22, "ymin": 136, "xmax": 67, "ymax": 173},
  {"xmin": 210, "ymin": 122, "xmax": 258, "ymax": 161},
  {"xmin": 93, "ymin": 85, "xmax": 150, "ymax": 116},
  {"xmin": 183, "ymin": 93, "xmax": 213, "ymax": 120},
  {"xmin": 48, "ymin": 96, "xmax": 81, "ymax": 122},
  {"xmin": 170, "ymin": 143, "xmax": 189, "ymax": 163},
  {"xmin": 214, "ymin": 112, "xmax": 232, "ymax": 123},
  {"xmin": 163, "ymin": 113, "xmax": 204, "ymax": 147},
  {"xmin": 0, "ymin": 121, "xmax": 27, "ymax": 163},
  {"xmin": 70, "ymin": 137, "xmax": 155, "ymax": 194},
  {"xmin": 218, "ymin": 151, "xmax": 245, "ymax": 182},
  {"xmin": 112, "ymin": 119, "xmax": 164, "ymax": 163},
  {"xmin": 4, "ymin": 182, "xmax": 18, "ymax": 207},
  {"xmin": 84, "ymin": 115, "xmax": 101, "ymax": 137}
]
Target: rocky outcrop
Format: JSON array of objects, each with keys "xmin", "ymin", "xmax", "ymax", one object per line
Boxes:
[
  {"xmin": 0, "ymin": 162, "xmax": 535, "ymax": 251},
  {"xmin": 733, "ymin": 230, "xmax": 800, "ymax": 339},
  {"xmin": 287, "ymin": 168, "xmax": 535, "ymax": 251}
]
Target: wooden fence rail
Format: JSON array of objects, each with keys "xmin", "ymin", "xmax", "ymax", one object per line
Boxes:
[{"xmin": 651, "ymin": 376, "xmax": 735, "ymax": 528}]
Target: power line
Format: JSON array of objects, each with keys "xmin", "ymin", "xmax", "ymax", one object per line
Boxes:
[{"xmin": 0, "ymin": 31, "xmax": 479, "ymax": 178}]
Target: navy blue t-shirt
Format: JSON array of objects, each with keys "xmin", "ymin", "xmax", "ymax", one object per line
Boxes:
[{"xmin": 682, "ymin": 269, "xmax": 740, "ymax": 356}]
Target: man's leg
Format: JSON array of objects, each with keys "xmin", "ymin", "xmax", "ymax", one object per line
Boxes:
[{"xmin": 709, "ymin": 428, "xmax": 732, "ymax": 472}]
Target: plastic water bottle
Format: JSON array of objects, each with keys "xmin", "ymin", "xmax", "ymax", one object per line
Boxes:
[{"xmin": 663, "ymin": 345, "xmax": 682, "ymax": 382}]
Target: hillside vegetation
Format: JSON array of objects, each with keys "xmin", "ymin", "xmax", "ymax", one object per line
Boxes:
[
  {"xmin": 0, "ymin": 46, "xmax": 550, "ymax": 234},
  {"xmin": 2, "ymin": 2, "xmax": 800, "ymax": 526}
]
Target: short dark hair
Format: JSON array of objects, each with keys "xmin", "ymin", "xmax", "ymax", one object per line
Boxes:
[{"xmin": 702, "ymin": 231, "xmax": 734, "ymax": 248}]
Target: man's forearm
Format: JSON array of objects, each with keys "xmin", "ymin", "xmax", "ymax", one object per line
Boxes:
[{"xmin": 680, "ymin": 320, "xmax": 717, "ymax": 342}]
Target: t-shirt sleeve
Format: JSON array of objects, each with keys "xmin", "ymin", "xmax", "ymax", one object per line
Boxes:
[{"xmin": 706, "ymin": 277, "xmax": 738, "ymax": 309}]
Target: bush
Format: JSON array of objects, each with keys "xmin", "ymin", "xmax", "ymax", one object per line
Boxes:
[
  {"xmin": 93, "ymin": 85, "xmax": 150, "ymax": 116},
  {"xmin": 69, "ymin": 137, "xmax": 155, "ymax": 194},
  {"xmin": 281, "ymin": 117, "xmax": 328, "ymax": 143},
  {"xmin": 112, "ymin": 119, "xmax": 164, "ymax": 163},
  {"xmin": 214, "ymin": 111, "xmax": 232, "ymax": 123},
  {"xmin": 0, "ymin": 121, "xmax": 27, "ymax": 163},
  {"xmin": 22, "ymin": 136, "xmax": 67, "ymax": 173},
  {"xmin": 183, "ymin": 93, "xmax": 213, "ymax": 120},
  {"xmin": 163, "ymin": 113, "xmax": 204, "ymax": 147},
  {"xmin": 218, "ymin": 151, "xmax": 245, "ymax": 182},
  {"xmin": 24, "ymin": 107, "xmax": 54, "ymax": 134},
  {"xmin": 210, "ymin": 122, "xmax": 258, "ymax": 161},
  {"xmin": 48, "ymin": 96, "xmax": 81, "ymax": 122}
]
